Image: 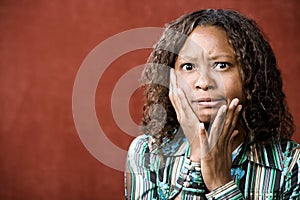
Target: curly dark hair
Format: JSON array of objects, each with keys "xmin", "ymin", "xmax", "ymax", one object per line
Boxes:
[{"xmin": 140, "ymin": 9, "xmax": 295, "ymax": 148}]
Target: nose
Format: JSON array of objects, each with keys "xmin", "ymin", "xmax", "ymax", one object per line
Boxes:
[{"xmin": 194, "ymin": 72, "xmax": 210, "ymax": 90}]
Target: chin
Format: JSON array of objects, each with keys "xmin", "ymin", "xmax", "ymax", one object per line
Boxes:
[
  {"xmin": 197, "ymin": 112, "xmax": 218, "ymax": 124},
  {"xmin": 198, "ymin": 115, "xmax": 212, "ymax": 124}
]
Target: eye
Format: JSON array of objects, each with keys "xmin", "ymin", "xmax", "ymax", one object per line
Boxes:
[
  {"xmin": 180, "ymin": 63, "xmax": 194, "ymax": 71},
  {"xmin": 213, "ymin": 62, "xmax": 232, "ymax": 71}
]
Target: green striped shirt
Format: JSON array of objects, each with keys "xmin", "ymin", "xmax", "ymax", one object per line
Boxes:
[{"xmin": 125, "ymin": 133, "xmax": 300, "ymax": 199}]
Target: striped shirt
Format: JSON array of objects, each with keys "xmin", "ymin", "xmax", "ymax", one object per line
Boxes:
[{"xmin": 125, "ymin": 132, "xmax": 300, "ymax": 199}]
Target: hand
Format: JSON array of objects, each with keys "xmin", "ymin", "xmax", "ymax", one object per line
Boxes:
[
  {"xmin": 169, "ymin": 68, "xmax": 242, "ymax": 191},
  {"xmin": 169, "ymin": 68, "xmax": 201, "ymax": 149},
  {"xmin": 198, "ymin": 99, "xmax": 242, "ymax": 191}
]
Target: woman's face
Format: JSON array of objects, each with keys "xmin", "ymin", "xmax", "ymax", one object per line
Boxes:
[{"xmin": 174, "ymin": 25, "xmax": 243, "ymax": 123}]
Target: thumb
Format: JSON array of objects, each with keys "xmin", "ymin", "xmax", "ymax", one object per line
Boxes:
[{"xmin": 199, "ymin": 123, "xmax": 209, "ymax": 159}]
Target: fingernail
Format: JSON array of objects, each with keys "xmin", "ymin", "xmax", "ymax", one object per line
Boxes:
[
  {"xmin": 222, "ymin": 105, "xmax": 227, "ymax": 112},
  {"xmin": 234, "ymin": 98, "xmax": 239, "ymax": 106},
  {"xmin": 200, "ymin": 123, "xmax": 205, "ymax": 130},
  {"xmin": 237, "ymin": 105, "xmax": 242, "ymax": 112},
  {"xmin": 233, "ymin": 129, "xmax": 239, "ymax": 136}
]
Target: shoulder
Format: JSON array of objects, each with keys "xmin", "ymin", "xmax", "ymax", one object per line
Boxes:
[
  {"xmin": 280, "ymin": 140, "xmax": 300, "ymax": 160},
  {"xmin": 127, "ymin": 134, "xmax": 150, "ymax": 156},
  {"xmin": 284, "ymin": 140, "xmax": 300, "ymax": 157},
  {"xmin": 279, "ymin": 140, "xmax": 300, "ymax": 176},
  {"xmin": 126, "ymin": 135, "xmax": 152, "ymax": 170},
  {"xmin": 246, "ymin": 139, "xmax": 300, "ymax": 170},
  {"xmin": 281, "ymin": 140, "xmax": 300, "ymax": 151},
  {"xmin": 272, "ymin": 139, "xmax": 300, "ymax": 161},
  {"xmin": 280, "ymin": 140, "xmax": 300, "ymax": 189},
  {"xmin": 262, "ymin": 139, "xmax": 299, "ymax": 156}
]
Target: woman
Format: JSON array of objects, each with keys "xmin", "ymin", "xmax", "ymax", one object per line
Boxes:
[{"xmin": 125, "ymin": 9, "xmax": 300, "ymax": 199}]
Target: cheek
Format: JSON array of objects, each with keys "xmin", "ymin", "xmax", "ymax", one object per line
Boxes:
[
  {"xmin": 176, "ymin": 73, "xmax": 195, "ymax": 92},
  {"xmin": 223, "ymin": 78, "xmax": 243, "ymax": 100}
]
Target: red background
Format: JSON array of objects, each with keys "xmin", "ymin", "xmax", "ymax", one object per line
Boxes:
[{"xmin": 1, "ymin": 0, "xmax": 299, "ymax": 199}]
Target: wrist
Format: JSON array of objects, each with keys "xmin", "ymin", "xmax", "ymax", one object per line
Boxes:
[
  {"xmin": 189, "ymin": 155, "xmax": 201, "ymax": 163},
  {"xmin": 176, "ymin": 157, "xmax": 205, "ymax": 195},
  {"xmin": 207, "ymin": 177, "xmax": 232, "ymax": 191},
  {"xmin": 189, "ymin": 146, "xmax": 201, "ymax": 162}
]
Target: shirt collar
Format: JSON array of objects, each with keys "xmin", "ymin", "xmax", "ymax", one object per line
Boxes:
[
  {"xmin": 248, "ymin": 140, "xmax": 284, "ymax": 170},
  {"xmin": 233, "ymin": 139, "xmax": 300, "ymax": 171},
  {"xmin": 149, "ymin": 129, "xmax": 189, "ymax": 156}
]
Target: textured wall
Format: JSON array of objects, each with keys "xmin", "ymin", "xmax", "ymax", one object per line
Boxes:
[{"xmin": 1, "ymin": 0, "xmax": 299, "ymax": 199}]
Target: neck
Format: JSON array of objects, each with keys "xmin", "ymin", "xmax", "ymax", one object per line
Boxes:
[
  {"xmin": 233, "ymin": 123, "xmax": 246, "ymax": 150},
  {"xmin": 204, "ymin": 122, "xmax": 246, "ymax": 151}
]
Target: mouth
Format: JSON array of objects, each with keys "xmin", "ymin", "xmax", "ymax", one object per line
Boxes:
[{"xmin": 191, "ymin": 97, "xmax": 227, "ymax": 108}]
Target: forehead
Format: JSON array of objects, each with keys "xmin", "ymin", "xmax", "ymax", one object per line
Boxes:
[{"xmin": 177, "ymin": 25, "xmax": 235, "ymax": 59}]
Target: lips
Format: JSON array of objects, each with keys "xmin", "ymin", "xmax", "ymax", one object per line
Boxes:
[{"xmin": 191, "ymin": 97, "xmax": 227, "ymax": 107}]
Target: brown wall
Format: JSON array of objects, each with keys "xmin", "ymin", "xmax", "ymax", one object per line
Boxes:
[{"xmin": 1, "ymin": 0, "xmax": 299, "ymax": 199}]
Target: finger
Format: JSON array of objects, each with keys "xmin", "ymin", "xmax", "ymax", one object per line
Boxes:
[
  {"xmin": 169, "ymin": 68, "xmax": 178, "ymax": 92},
  {"xmin": 229, "ymin": 104, "xmax": 242, "ymax": 134},
  {"xmin": 169, "ymin": 69, "xmax": 182, "ymax": 120},
  {"xmin": 170, "ymin": 70, "xmax": 196, "ymax": 118},
  {"xmin": 168, "ymin": 68, "xmax": 176, "ymax": 103},
  {"xmin": 224, "ymin": 100, "xmax": 243, "ymax": 146},
  {"xmin": 224, "ymin": 98, "xmax": 239, "ymax": 129},
  {"xmin": 176, "ymin": 72, "xmax": 198, "ymax": 110},
  {"xmin": 168, "ymin": 69, "xmax": 174, "ymax": 100},
  {"xmin": 169, "ymin": 91, "xmax": 182, "ymax": 122},
  {"xmin": 227, "ymin": 98, "xmax": 240, "ymax": 124},
  {"xmin": 220, "ymin": 98, "xmax": 240, "ymax": 144},
  {"xmin": 225, "ymin": 105, "xmax": 242, "ymax": 151},
  {"xmin": 169, "ymin": 69, "xmax": 182, "ymax": 112},
  {"xmin": 199, "ymin": 123, "xmax": 209, "ymax": 158},
  {"xmin": 169, "ymin": 69, "xmax": 200, "ymax": 143},
  {"xmin": 176, "ymin": 88, "xmax": 200, "ymax": 143},
  {"xmin": 169, "ymin": 71, "xmax": 198, "ymax": 131},
  {"xmin": 208, "ymin": 105, "xmax": 227, "ymax": 149},
  {"xmin": 176, "ymin": 88, "xmax": 194, "ymax": 114},
  {"xmin": 228, "ymin": 129, "xmax": 240, "ymax": 153},
  {"xmin": 171, "ymin": 69, "xmax": 198, "ymax": 116}
]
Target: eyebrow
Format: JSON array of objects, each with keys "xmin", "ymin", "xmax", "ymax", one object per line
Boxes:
[
  {"xmin": 177, "ymin": 54, "xmax": 235, "ymax": 62},
  {"xmin": 209, "ymin": 54, "xmax": 235, "ymax": 60},
  {"xmin": 176, "ymin": 55, "xmax": 198, "ymax": 62}
]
